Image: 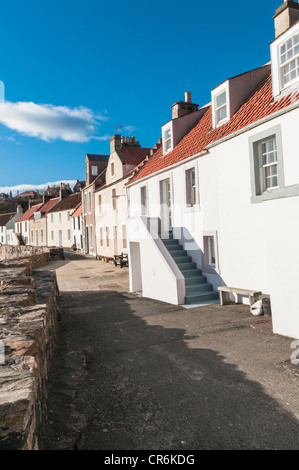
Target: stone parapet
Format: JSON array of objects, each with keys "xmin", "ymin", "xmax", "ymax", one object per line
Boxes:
[
  {"xmin": 0, "ymin": 245, "xmax": 65, "ymax": 264},
  {"xmin": 0, "ymin": 256, "xmax": 61, "ymax": 449}
]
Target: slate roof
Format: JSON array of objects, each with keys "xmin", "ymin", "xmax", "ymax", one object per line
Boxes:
[
  {"xmin": 0, "ymin": 212, "xmax": 16, "ymax": 226},
  {"xmin": 48, "ymin": 193, "xmax": 82, "ymax": 213},
  {"xmin": 86, "ymin": 154, "xmax": 109, "ymax": 162},
  {"xmin": 121, "ymin": 146, "xmax": 152, "ymax": 166},
  {"xmin": 128, "ymin": 71, "xmax": 299, "ymax": 184}
]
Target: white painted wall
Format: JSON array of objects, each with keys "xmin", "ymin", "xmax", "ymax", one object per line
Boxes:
[
  {"xmin": 94, "ymin": 175, "xmax": 128, "ymax": 258},
  {"xmin": 127, "ymin": 106, "xmax": 299, "ymax": 339},
  {"xmin": 6, "ymin": 229, "xmax": 18, "ymax": 245},
  {"xmin": 72, "ymin": 214, "xmax": 82, "ymax": 250},
  {"xmin": 0, "ymin": 225, "xmax": 7, "ymax": 244},
  {"xmin": 127, "ymin": 216, "xmax": 185, "ymax": 305},
  {"xmin": 47, "ymin": 210, "xmax": 74, "ymax": 248}
]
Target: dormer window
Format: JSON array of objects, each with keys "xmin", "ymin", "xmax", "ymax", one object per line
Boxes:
[
  {"xmin": 91, "ymin": 165, "xmax": 98, "ymax": 176},
  {"xmin": 215, "ymin": 91, "xmax": 227, "ymax": 124},
  {"xmin": 212, "ymin": 82, "xmax": 229, "ymax": 128},
  {"xmin": 164, "ymin": 128, "xmax": 172, "ymax": 152},
  {"xmin": 271, "ymin": 19, "xmax": 299, "ymax": 99},
  {"xmin": 162, "ymin": 123, "xmax": 173, "ymax": 154},
  {"xmin": 280, "ymin": 33, "xmax": 299, "ymax": 87}
]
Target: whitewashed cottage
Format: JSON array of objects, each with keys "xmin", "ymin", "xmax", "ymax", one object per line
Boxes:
[{"xmin": 126, "ymin": 0, "xmax": 299, "ymax": 339}]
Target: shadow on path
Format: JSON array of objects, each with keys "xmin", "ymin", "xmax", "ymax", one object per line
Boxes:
[{"xmin": 40, "ymin": 289, "xmax": 299, "ymax": 450}]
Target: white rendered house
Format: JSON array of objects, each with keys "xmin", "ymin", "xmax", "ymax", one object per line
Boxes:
[
  {"xmin": 71, "ymin": 203, "xmax": 83, "ymax": 251},
  {"xmin": 47, "ymin": 193, "xmax": 81, "ymax": 248},
  {"xmin": 15, "ymin": 203, "xmax": 42, "ymax": 245},
  {"xmin": 94, "ymin": 135, "xmax": 154, "ymax": 259},
  {"xmin": 0, "ymin": 206, "xmax": 22, "ymax": 245},
  {"xmin": 126, "ymin": 0, "xmax": 299, "ymax": 339}
]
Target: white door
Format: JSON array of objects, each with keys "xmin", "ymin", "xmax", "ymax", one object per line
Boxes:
[
  {"xmin": 160, "ymin": 178, "xmax": 172, "ymax": 237},
  {"xmin": 113, "ymin": 226, "xmax": 118, "ymax": 255},
  {"xmin": 59, "ymin": 230, "xmax": 62, "ymax": 247}
]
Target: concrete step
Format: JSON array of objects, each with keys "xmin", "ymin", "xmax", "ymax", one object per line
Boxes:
[
  {"xmin": 177, "ymin": 261, "xmax": 197, "ymax": 270},
  {"xmin": 170, "ymin": 250, "xmax": 188, "ymax": 258},
  {"xmin": 183, "ymin": 271, "xmax": 207, "ymax": 281},
  {"xmin": 173, "ymin": 255, "xmax": 192, "ymax": 263},
  {"xmin": 160, "ymin": 233, "xmax": 219, "ymax": 306},
  {"xmin": 185, "ymin": 283, "xmax": 213, "ymax": 295},
  {"xmin": 162, "ymin": 238, "xmax": 179, "ymax": 247},
  {"xmin": 185, "ymin": 291, "xmax": 219, "ymax": 305},
  {"xmin": 165, "ymin": 245, "xmax": 187, "ymax": 255}
]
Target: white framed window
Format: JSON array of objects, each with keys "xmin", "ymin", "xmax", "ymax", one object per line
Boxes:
[
  {"xmin": 215, "ymin": 91, "xmax": 227, "ymax": 125},
  {"xmin": 67, "ymin": 229, "xmax": 71, "ymax": 240},
  {"xmin": 140, "ymin": 186, "xmax": 147, "ymax": 215},
  {"xmin": 111, "ymin": 162, "xmax": 115, "ymax": 177},
  {"xmin": 84, "ymin": 193, "xmax": 87, "ymax": 215},
  {"xmin": 249, "ymin": 125, "xmax": 286, "ymax": 203},
  {"xmin": 280, "ymin": 32, "xmax": 299, "ymax": 88},
  {"xmin": 112, "ymin": 188, "xmax": 117, "ymax": 211},
  {"xmin": 203, "ymin": 231, "xmax": 220, "ymax": 274},
  {"xmin": 51, "ymin": 214, "xmax": 53, "ymax": 223},
  {"xmin": 271, "ymin": 21, "xmax": 299, "ymax": 97},
  {"xmin": 67, "ymin": 211, "xmax": 70, "ymax": 221},
  {"xmin": 106, "ymin": 227, "xmax": 109, "ymax": 247},
  {"xmin": 88, "ymin": 191, "xmax": 92, "ymax": 213},
  {"xmin": 99, "ymin": 227, "xmax": 103, "ymax": 247},
  {"xmin": 185, "ymin": 167, "xmax": 197, "ymax": 207},
  {"xmin": 258, "ymin": 138, "xmax": 278, "ymax": 192},
  {"xmin": 212, "ymin": 81, "xmax": 230, "ymax": 128},
  {"xmin": 122, "ymin": 225, "xmax": 127, "ymax": 249},
  {"xmin": 91, "ymin": 165, "xmax": 98, "ymax": 176},
  {"xmin": 207, "ymin": 236, "xmax": 216, "ymax": 266},
  {"xmin": 98, "ymin": 194, "xmax": 102, "ymax": 214},
  {"xmin": 162, "ymin": 123, "xmax": 173, "ymax": 154},
  {"xmin": 89, "ymin": 225, "xmax": 93, "ymax": 248},
  {"xmin": 59, "ymin": 213, "xmax": 62, "ymax": 223},
  {"xmin": 51, "ymin": 230, "xmax": 54, "ymax": 241}
]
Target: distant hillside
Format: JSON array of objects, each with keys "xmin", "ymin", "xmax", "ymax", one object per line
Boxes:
[{"xmin": 0, "ymin": 196, "xmax": 43, "ymax": 214}]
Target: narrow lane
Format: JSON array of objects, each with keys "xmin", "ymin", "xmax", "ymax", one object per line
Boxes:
[{"xmin": 40, "ymin": 252, "xmax": 299, "ymax": 450}]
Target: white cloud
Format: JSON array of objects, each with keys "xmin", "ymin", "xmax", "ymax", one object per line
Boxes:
[
  {"xmin": 0, "ymin": 101, "xmax": 110, "ymax": 143},
  {"xmin": 0, "ymin": 180, "xmax": 77, "ymax": 196}
]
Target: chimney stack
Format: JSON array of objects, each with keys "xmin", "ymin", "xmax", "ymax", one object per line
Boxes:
[
  {"xmin": 110, "ymin": 134, "xmax": 122, "ymax": 153},
  {"xmin": 185, "ymin": 91, "xmax": 192, "ymax": 103},
  {"xmin": 274, "ymin": 1, "xmax": 299, "ymax": 38},
  {"xmin": 171, "ymin": 92, "xmax": 199, "ymax": 119}
]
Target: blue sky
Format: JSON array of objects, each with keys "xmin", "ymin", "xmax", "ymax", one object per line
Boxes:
[{"xmin": 0, "ymin": 0, "xmax": 283, "ymax": 193}]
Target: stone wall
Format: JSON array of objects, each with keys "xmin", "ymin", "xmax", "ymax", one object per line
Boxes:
[
  {"xmin": 0, "ymin": 253, "xmax": 62, "ymax": 449},
  {"xmin": 0, "ymin": 245, "xmax": 64, "ymax": 264}
]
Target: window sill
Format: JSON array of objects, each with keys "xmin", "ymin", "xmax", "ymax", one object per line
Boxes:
[
  {"xmin": 185, "ymin": 204, "xmax": 201, "ymax": 213},
  {"xmin": 251, "ymin": 184, "xmax": 299, "ymax": 203}
]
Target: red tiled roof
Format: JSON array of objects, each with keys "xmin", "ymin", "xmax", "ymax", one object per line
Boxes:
[
  {"xmin": 48, "ymin": 193, "xmax": 82, "ymax": 213},
  {"xmin": 129, "ymin": 72, "xmax": 299, "ymax": 184},
  {"xmin": 40, "ymin": 197, "xmax": 60, "ymax": 214},
  {"xmin": 71, "ymin": 204, "xmax": 82, "ymax": 218},
  {"xmin": 121, "ymin": 146, "xmax": 152, "ymax": 166},
  {"xmin": 17, "ymin": 203, "xmax": 43, "ymax": 222},
  {"xmin": 0, "ymin": 212, "xmax": 16, "ymax": 226},
  {"xmin": 17, "ymin": 190, "xmax": 36, "ymax": 197}
]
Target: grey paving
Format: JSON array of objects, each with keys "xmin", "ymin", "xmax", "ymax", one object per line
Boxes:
[{"xmin": 39, "ymin": 251, "xmax": 299, "ymax": 450}]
